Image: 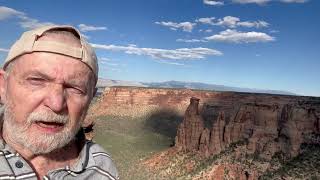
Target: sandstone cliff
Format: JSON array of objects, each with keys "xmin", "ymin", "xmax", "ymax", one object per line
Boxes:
[{"xmin": 175, "ymin": 96, "xmax": 320, "ymax": 160}]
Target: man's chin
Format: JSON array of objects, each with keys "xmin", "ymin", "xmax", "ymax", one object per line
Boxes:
[
  {"xmin": 27, "ymin": 139, "xmax": 74, "ymax": 155},
  {"xmin": 24, "ymin": 134, "xmax": 75, "ymax": 155},
  {"xmin": 13, "ymin": 127, "xmax": 77, "ymax": 155}
]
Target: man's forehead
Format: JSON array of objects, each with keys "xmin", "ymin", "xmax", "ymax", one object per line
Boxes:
[{"xmin": 12, "ymin": 52, "xmax": 93, "ymax": 81}]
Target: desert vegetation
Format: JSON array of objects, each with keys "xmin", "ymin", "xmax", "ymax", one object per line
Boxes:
[{"xmin": 93, "ymin": 112, "xmax": 181, "ymax": 179}]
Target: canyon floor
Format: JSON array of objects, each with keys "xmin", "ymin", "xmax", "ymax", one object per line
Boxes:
[{"xmin": 93, "ymin": 114, "xmax": 176, "ymax": 179}]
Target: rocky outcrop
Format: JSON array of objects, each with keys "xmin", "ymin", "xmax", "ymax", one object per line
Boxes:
[
  {"xmin": 208, "ymin": 112, "xmax": 226, "ymax": 155},
  {"xmin": 175, "ymin": 97, "xmax": 204, "ymax": 152},
  {"xmin": 175, "ymin": 97, "xmax": 320, "ymax": 159}
]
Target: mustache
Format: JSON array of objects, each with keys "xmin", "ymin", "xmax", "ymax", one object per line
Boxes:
[{"xmin": 27, "ymin": 111, "xmax": 69, "ymax": 124}]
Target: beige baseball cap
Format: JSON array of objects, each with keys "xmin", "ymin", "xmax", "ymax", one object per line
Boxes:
[{"xmin": 3, "ymin": 25, "xmax": 98, "ymax": 83}]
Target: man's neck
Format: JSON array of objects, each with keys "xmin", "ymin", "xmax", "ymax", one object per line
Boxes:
[
  {"xmin": 28, "ymin": 142, "xmax": 80, "ymax": 178},
  {"xmin": 2, "ymin": 132, "xmax": 80, "ymax": 178}
]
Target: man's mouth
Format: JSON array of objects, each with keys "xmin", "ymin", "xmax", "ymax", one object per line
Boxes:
[{"xmin": 35, "ymin": 121, "xmax": 65, "ymax": 132}]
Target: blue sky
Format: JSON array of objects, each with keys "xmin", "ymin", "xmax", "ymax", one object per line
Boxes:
[{"xmin": 0, "ymin": 0, "xmax": 319, "ymax": 96}]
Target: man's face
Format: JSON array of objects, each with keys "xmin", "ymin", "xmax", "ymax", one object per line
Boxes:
[{"xmin": 0, "ymin": 52, "xmax": 95, "ymax": 154}]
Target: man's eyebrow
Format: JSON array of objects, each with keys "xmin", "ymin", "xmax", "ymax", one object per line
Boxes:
[
  {"xmin": 22, "ymin": 70, "xmax": 90, "ymax": 89},
  {"xmin": 66, "ymin": 72, "xmax": 92, "ymax": 85},
  {"xmin": 67, "ymin": 79, "xmax": 87, "ymax": 88},
  {"xmin": 22, "ymin": 70, "xmax": 53, "ymax": 80},
  {"xmin": 67, "ymin": 71, "xmax": 91, "ymax": 80}
]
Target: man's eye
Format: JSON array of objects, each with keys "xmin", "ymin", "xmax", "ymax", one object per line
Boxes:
[
  {"xmin": 27, "ymin": 77, "xmax": 46, "ymax": 85},
  {"xmin": 66, "ymin": 86, "xmax": 85, "ymax": 95}
]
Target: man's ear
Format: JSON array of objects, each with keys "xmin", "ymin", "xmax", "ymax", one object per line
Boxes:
[{"xmin": 0, "ymin": 69, "xmax": 7, "ymax": 104}]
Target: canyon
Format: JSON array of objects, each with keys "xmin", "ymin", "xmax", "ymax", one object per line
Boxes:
[{"xmin": 88, "ymin": 86, "xmax": 320, "ymax": 179}]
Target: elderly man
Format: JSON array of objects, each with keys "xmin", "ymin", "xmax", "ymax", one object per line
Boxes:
[{"xmin": 0, "ymin": 25, "xmax": 119, "ymax": 179}]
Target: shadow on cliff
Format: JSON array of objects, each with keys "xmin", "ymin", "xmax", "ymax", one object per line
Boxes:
[
  {"xmin": 200, "ymin": 99, "xmax": 240, "ymax": 130},
  {"xmin": 144, "ymin": 109, "xmax": 183, "ymax": 139},
  {"xmin": 143, "ymin": 95, "xmax": 240, "ymax": 140}
]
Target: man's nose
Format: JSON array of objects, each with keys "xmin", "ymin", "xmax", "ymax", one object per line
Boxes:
[{"xmin": 44, "ymin": 84, "xmax": 67, "ymax": 113}]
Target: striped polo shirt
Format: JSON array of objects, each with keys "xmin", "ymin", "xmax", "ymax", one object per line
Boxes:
[{"xmin": 0, "ymin": 139, "xmax": 119, "ymax": 180}]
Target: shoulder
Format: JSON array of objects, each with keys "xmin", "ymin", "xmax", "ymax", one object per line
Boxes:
[{"xmin": 86, "ymin": 141, "xmax": 119, "ymax": 180}]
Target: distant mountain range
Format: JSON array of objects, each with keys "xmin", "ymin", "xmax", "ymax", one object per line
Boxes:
[{"xmin": 97, "ymin": 78, "xmax": 297, "ymax": 96}]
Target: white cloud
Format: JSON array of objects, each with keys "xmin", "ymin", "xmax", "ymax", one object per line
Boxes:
[
  {"xmin": 270, "ymin": 30, "xmax": 279, "ymax": 33},
  {"xmin": 176, "ymin": 39, "xmax": 207, "ymax": 43},
  {"xmin": 100, "ymin": 57, "xmax": 113, "ymax": 62},
  {"xmin": 156, "ymin": 60, "xmax": 185, "ymax": 66},
  {"xmin": 232, "ymin": 0, "xmax": 271, "ymax": 4},
  {"xmin": 102, "ymin": 62, "xmax": 119, "ymax": 66},
  {"xmin": 155, "ymin": 21, "xmax": 196, "ymax": 32},
  {"xmin": 0, "ymin": 6, "xmax": 24, "ymax": 20},
  {"xmin": 203, "ymin": 0, "xmax": 225, "ymax": 6},
  {"xmin": 232, "ymin": 0, "xmax": 308, "ymax": 4},
  {"xmin": 98, "ymin": 57, "xmax": 127, "ymax": 72},
  {"xmin": 78, "ymin": 24, "xmax": 107, "ymax": 32},
  {"xmin": 205, "ymin": 29, "xmax": 213, "ymax": 33},
  {"xmin": 18, "ymin": 16, "xmax": 56, "ymax": 29},
  {"xmin": 81, "ymin": 34, "xmax": 90, "ymax": 40},
  {"xmin": 196, "ymin": 16, "xmax": 269, "ymax": 29},
  {"xmin": 196, "ymin": 17, "xmax": 215, "ymax": 25},
  {"xmin": 215, "ymin": 16, "xmax": 269, "ymax": 28},
  {"xmin": 0, "ymin": 48, "xmax": 9, "ymax": 52},
  {"xmin": 279, "ymin": 0, "xmax": 308, "ymax": 3},
  {"xmin": 205, "ymin": 29, "xmax": 275, "ymax": 43},
  {"xmin": 0, "ymin": 6, "xmax": 56, "ymax": 29},
  {"xmin": 237, "ymin": 20, "xmax": 269, "ymax": 28},
  {"xmin": 215, "ymin": 16, "xmax": 240, "ymax": 28},
  {"xmin": 91, "ymin": 43, "xmax": 222, "ymax": 60},
  {"xmin": 0, "ymin": 6, "xmax": 110, "ymax": 32}
]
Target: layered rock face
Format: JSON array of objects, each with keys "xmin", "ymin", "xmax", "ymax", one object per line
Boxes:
[
  {"xmin": 89, "ymin": 86, "xmax": 319, "ymax": 118},
  {"xmin": 175, "ymin": 97, "xmax": 320, "ymax": 159}
]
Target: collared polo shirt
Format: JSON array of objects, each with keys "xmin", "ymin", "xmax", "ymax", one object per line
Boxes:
[{"xmin": 0, "ymin": 138, "xmax": 119, "ymax": 180}]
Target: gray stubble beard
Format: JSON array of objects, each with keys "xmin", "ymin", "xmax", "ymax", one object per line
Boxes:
[{"xmin": 2, "ymin": 101, "xmax": 81, "ymax": 155}]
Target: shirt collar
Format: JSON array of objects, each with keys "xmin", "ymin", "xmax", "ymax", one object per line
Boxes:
[{"xmin": 69, "ymin": 140, "xmax": 96, "ymax": 172}]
